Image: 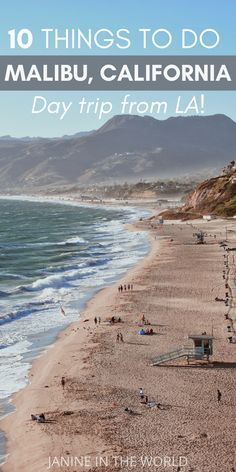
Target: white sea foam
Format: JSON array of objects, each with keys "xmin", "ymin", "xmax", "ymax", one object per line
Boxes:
[
  {"xmin": 18, "ymin": 267, "xmax": 97, "ymax": 293},
  {"xmin": 59, "ymin": 236, "xmax": 86, "ymax": 245},
  {"xmin": 0, "ymin": 340, "xmax": 31, "ymax": 399}
]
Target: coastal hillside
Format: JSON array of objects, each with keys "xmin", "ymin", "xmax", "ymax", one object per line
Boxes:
[
  {"xmin": 162, "ymin": 163, "xmax": 236, "ymax": 218},
  {"xmin": 183, "ymin": 166, "xmax": 236, "ymax": 217},
  {"xmin": 1, "ymin": 114, "xmax": 236, "ymax": 190}
]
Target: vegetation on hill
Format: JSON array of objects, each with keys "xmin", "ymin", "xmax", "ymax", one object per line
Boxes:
[
  {"xmin": 184, "ymin": 162, "xmax": 236, "ymax": 217},
  {"xmin": 161, "ymin": 162, "xmax": 236, "ymax": 219},
  {"xmin": 45, "ymin": 179, "xmax": 196, "ymax": 200}
]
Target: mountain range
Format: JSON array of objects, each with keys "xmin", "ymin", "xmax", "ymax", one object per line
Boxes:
[{"xmin": 1, "ymin": 114, "xmax": 236, "ymax": 190}]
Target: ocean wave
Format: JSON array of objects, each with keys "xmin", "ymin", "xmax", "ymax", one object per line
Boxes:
[
  {"xmin": 40, "ymin": 262, "xmax": 87, "ymax": 274},
  {"xmin": 0, "ymin": 334, "xmax": 23, "ymax": 350},
  {"xmin": 87, "ymin": 257, "xmax": 109, "ymax": 267},
  {"xmin": 0, "ymin": 236, "xmax": 87, "ymax": 250},
  {"xmin": 0, "ymin": 272, "xmax": 30, "ymax": 281},
  {"xmin": 17, "ymin": 267, "xmax": 96, "ymax": 293},
  {"xmin": 0, "ymin": 300, "xmax": 54, "ymax": 327},
  {"xmin": 0, "ymin": 306, "xmax": 46, "ymax": 326},
  {"xmin": 57, "ymin": 236, "xmax": 86, "ymax": 245}
]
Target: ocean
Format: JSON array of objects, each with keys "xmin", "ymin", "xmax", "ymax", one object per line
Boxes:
[{"xmin": 0, "ymin": 197, "xmax": 149, "ymax": 463}]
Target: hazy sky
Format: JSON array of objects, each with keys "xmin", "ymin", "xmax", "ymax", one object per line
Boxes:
[{"xmin": 1, "ymin": 0, "xmax": 235, "ymax": 136}]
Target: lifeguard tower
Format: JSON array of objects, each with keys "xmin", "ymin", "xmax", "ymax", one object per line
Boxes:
[
  {"xmin": 187, "ymin": 334, "xmax": 213, "ymax": 363},
  {"xmin": 151, "ymin": 334, "xmax": 213, "ymax": 366}
]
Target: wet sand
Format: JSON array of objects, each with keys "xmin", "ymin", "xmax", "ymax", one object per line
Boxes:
[{"xmin": 2, "ymin": 219, "xmax": 236, "ymax": 472}]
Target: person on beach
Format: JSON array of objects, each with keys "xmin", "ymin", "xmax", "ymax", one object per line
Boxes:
[
  {"xmin": 31, "ymin": 413, "xmax": 45, "ymax": 422},
  {"xmin": 124, "ymin": 284, "xmax": 127, "ymax": 291},
  {"xmin": 128, "ymin": 284, "xmax": 130, "ymax": 290},
  {"xmin": 217, "ymin": 389, "xmax": 222, "ymax": 403},
  {"xmin": 124, "ymin": 407, "xmax": 133, "ymax": 414},
  {"xmin": 61, "ymin": 377, "xmax": 66, "ymax": 390},
  {"xmin": 139, "ymin": 388, "xmax": 144, "ymax": 400},
  {"xmin": 94, "ymin": 316, "xmax": 97, "ymax": 325},
  {"xmin": 120, "ymin": 333, "xmax": 124, "ymax": 342},
  {"xmin": 98, "ymin": 316, "xmax": 101, "ymax": 324},
  {"xmin": 116, "ymin": 333, "xmax": 120, "ymax": 343},
  {"xmin": 120, "ymin": 285, "xmax": 123, "ymax": 292}
]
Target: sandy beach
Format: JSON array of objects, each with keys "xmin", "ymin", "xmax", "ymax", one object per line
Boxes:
[{"xmin": 2, "ymin": 218, "xmax": 236, "ymax": 472}]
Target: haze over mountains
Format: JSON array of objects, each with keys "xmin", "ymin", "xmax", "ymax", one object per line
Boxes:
[{"xmin": 0, "ymin": 114, "xmax": 236, "ymax": 190}]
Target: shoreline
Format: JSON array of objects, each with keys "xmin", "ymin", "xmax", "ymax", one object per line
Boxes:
[
  {"xmin": 0, "ymin": 198, "xmax": 152, "ymax": 470},
  {"xmin": 1, "ymin": 217, "xmax": 156, "ymax": 472},
  {"xmin": 0, "ymin": 193, "xmax": 157, "ymax": 212},
  {"xmin": 2, "ymin": 215, "xmax": 236, "ymax": 471},
  {"xmin": 0, "ymin": 196, "xmax": 151, "ymax": 464}
]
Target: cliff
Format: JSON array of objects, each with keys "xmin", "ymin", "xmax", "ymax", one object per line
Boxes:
[{"xmin": 183, "ymin": 171, "xmax": 236, "ymax": 217}]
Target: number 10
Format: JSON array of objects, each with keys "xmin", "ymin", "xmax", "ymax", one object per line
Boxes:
[{"xmin": 8, "ymin": 29, "xmax": 33, "ymax": 49}]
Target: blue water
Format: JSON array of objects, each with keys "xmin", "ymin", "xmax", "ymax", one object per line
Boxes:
[{"xmin": 0, "ymin": 197, "xmax": 149, "ymax": 463}]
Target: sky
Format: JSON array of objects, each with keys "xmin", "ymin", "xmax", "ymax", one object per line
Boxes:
[{"xmin": 1, "ymin": 0, "xmax": 236, "ymax": 137}]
